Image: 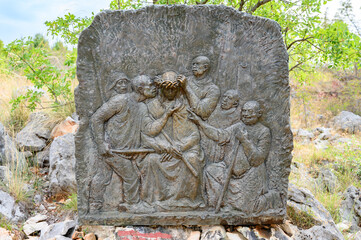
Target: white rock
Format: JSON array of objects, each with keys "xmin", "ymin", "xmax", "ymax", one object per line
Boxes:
[
  {"xmin": 332, "ymin": 111, "xmax": 361, "ymax": 134},
  {"xmin": 0, "ymin": 189, "xmax": 27, "ymax": 223},
  {"xmin": 15, "ymin": 112, "xmax": 53, "ymax": 152},
  {"xmin": 39, "ymin": 220, "xmax": 76, "ymax": 240},
  {"xmin": 49, "ymin": 133, "xmax": 76, "ymax": 195}
]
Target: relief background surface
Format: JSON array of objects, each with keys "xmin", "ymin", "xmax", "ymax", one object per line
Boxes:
[{"xmin": 75, "ymin": 5, "xmax": 293, "ymax": 225}]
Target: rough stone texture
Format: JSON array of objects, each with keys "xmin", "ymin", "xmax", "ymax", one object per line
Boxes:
[
  {"xmin": 76, "ymin": 5, "xmax": 292, "ymax": 225},
  {"xmin": 339, "ymin": 185, "xmax": 361, "ymax": 232},
  {"xmin": 0, "ymin": 166, "xmax": 11, "ymax": 184},
  {"xmin": 0, "ymin": 123, "xmax": 26, "ymax": 168},
  {"xmin": 296, "ymin": 129, "xmax": 314, "ymax": 141},
  {"xmin": 0, "ymin": 189, "xmax": 27, "ymax": 223},
  {"xmin": 23, "ymin": 214, "xmax": 48, "ymax": 235},
  {"xmin": 287, "ymin": 184, "xmax": 343, "ymax": 240},
  {"xmin": 317, "ymin": 168, "xmax": 337, "ymax": 193},
  {"xmin": 15, "ymin": 112, "xmax": 53, "ymax": 152},
  {"xmin": 39, "ymin": 220, "xmax": 76, "ymax": 240},
  {"xmin": 35, "ymin": 146, "xmax": 50, "ymax": 168},
  {"xmin": 332, "ymin": 111, "xmax": 361, "ymax": 134},
  {"xmin": 200, "ymin": 226, "xmax": 227, "ymax": 240},
  {"xmin": 49, "ymin": 133, "xmax": 76, "ymax": 195},
  {"xmin": 50, "ymin": 117, "xmax": 79, "ymax": 139}
]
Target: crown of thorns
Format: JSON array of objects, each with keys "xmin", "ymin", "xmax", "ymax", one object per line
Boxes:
[{"xmin": 154, "ymin": 73, "xmax": 180, "ymax": 89}]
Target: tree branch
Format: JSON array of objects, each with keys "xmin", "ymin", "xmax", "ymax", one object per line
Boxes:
[
  {"xmin": 196, "ymin": 0, "xmax": 209, "ymax": 4},
  {"xmin": 250, "ymin": 0, "xmax": 272, "ymax": 13},
  {"xmin": 287, "ymin": 36, "xmax": 314, "ymax": 50},
  {"xmin": 238, "ymin": 0, "xmax": 246, "ymax": 11}
]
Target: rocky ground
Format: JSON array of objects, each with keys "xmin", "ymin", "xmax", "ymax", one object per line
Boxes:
[{"xmin": 0, "ymin": 110, "xmax": 361, "ymax": 240}]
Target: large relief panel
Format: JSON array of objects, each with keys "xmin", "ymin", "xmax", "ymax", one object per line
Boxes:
[{"xmin": 75, "ymin": 5, "xmax": 293, "ymax": 225}]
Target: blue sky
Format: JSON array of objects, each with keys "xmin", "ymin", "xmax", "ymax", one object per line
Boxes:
[
  {"xmin": 0, "ymin": 0, "xmax": 111, "ymax": 45},
  {"xmin": 0, "ymin": 0, "xmax": 360, "ymax": 46}
]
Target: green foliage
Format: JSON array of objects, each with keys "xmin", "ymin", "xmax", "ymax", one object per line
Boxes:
[
  {"xmin": 45, "ymin": 13, "xmax": 94, "ymax": 45},
  {"xmin": 4, "ymin": 37, "xmax": 73, "ymax": 111},
  {"xmin": 63, "ymin": 193, "xmax": 78, "ymax": 211},
  {"xmin": 287, "ymin": 205, "xmax": 316, "ymax": 229}
]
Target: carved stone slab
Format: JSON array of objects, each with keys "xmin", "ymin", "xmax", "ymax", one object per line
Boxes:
[{"xmin": 75, "ymin": 5, "xmax": 293, "ymax": 225}]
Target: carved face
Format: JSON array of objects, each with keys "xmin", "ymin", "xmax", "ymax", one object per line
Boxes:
[
  {"xmin": 162, "ymin": 87, "xmax": 178, "ymax": 101},
  {"xmin": 192, "ymin": 57, "xmax": 209, "ymax": 77},
  {"xmin": 142, "ymin": 79, "xmax": 157, "ymax": 98},
  {"xmin": 115, "ymin": 78, "xmax": 129, "ymax": 94},
  {"xmin": 242, "ymin": 101, "xmax": 261, "ymax": 125},
  {"xmin": 221, "ymin": 91, "xmax": 239, "ymax": 110}
]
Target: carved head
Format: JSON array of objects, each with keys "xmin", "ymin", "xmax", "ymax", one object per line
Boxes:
[
  {"xmin": 155, "ymin": 71, "xmax": 180, "ymax": 101},
  {"xmin": 192, "ymin": 56, "xmax": 210, "ymax": 77},
  {"xmin": 132, "ymin": 75, "xmax": 157, "ymax": 99},
  {"xmin": 107, "ymin": 71, "xmax": 130, "ymax": 94},
  {"xmin": 242, "ymin": 101, "xmax": 262, "ymax": 125},
  {"xmin": 221, "ymin": 90, "xmax": 240, "ymax": 110}
]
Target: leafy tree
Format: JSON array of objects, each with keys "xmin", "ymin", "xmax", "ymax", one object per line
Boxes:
[
  {"xmin": 33, "ymin": 33, "xmax": 49, "ymax": 48},
  {"xmin": 5, "ymin": 37, "xmax": 73, "ymax": 111}
]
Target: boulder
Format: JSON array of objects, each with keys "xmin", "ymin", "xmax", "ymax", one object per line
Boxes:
[
  {"xmin": 50, "ymin": 117, "xmax": 79, "ymax": 139},
  {"xmin": 287, "ymin": 184, "xmax": 343, "ymax": 240},
  {"xmin": 314, "ymin": 127, "xmax": 332, "ymax": 140},
  {"xmin": 39, "ymin": 220, "xmax": 76, "ymax": 240},
  {"xmin": 317, "ymin": 168, "xmax": 337, "ymax": 193},
  {"xmin": 332, "ymin": 111, "xmax": 361, "ymax": 134},
  {"xmin": 23, "ymin": 214, "xmax": 48, "ymax": 235},
  {"xmin": 339, "ymin": 186, "xmax": 361, "ymax": 232},
  {"xmin": 35, "ymin": 146, "xmax": 50, "ymax": 168},
  {"xmin": 0, "ymin": 166, "xmax": 11, "ymax": 184},
  {"xmin": 15, "ymin": 112, "xmax": 53, "ymax": 152},
  {"xmin": 0, "ymin": 123, "xmax": 26, "ymax": 168},
  {"xmin": 0, "ymin": 189, "xmax": 27, "ymax": 223},
  {"xmin": 49, "ymin": 133, "xmax": 76, "ymax": 195},
  {"xmin": 296, "ymin": 129, "xmax": 314, "ymax": 141}
]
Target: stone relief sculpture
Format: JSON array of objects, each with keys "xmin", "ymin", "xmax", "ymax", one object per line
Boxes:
[{"xmin": 76, "ymin": 5, "xmax": 292, "ymax": 225}]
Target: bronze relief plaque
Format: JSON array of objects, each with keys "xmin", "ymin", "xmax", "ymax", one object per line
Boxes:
[{"xmin": 75, "ymin": 5, "xmax": 293, "ymax": 225}]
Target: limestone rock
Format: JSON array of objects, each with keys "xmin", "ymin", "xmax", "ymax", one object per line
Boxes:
[
  {"xmin": 296, "ymin": 129, "xmax": 314, "ymax": 141},
  {"xmin": 0, "ymin": 189, "xmax": 27, "ymax": 223},
  {"xmin": 0, "ymin": 166, "xmax": 11, "ymax": 184},
  {"xmin": 23, "ymin": 214, "xmax": 48, "ymax": 235},
  {"xmin": 0, "ymin": 123, "xmax": 26, "ymax": 168},
  {"xmin": 39, "ymin": 220, "xmax": 76, "ymax": 240},
  {"xmin": 226, "ymin": 232, "xmax": 246, "ymax": 240},
  {"xmin": 188, "ymin": 231, "xmax": 201, "ymax": 240},
  {"xmin": 81, "ymin": 225, "xmax": 115, "ymax": 239},
  {"xmin": 0, "ymin": 227, "xmax": 12, "ymax": 240},
  {"xmin": 332, "ymin": 111, "xmax": 361, "ymax": 134},
  {"xmin": 337, "ymin": 220, "xmax": 352, "ymax": 233},
  {"xmin": 50, "ymin": 117, "xmax": 79, "ymax": 139},
  {"xmin": 293, "ymin": 224, "xmax": 344, "ymax": 240},
  {"xmin": 288, "ymin": 184, "xmax": 333, "ymax": 224},
  {"xmin": 339, "ymin": 185, "xmax": 361, "ymax": 232},
  {"xmin": 236, "ymin": 226, "xmax": 291, "ymax": 240},
  {"xmin": 317, "ymin": 168, "xmax": 337, "ymax": 193},
  {"xmin": 315, "ymin": 127, "xmax": 332, "ymax": 140},
  {"xmin": 49, "ymin": 133, "xmax": 76, "ymax": 195},
  {"xmin": 287, "ymin": 184, "xmax": 343, "ymax": 240},
  {"xmin": 35, "ymin": 146, "xmax": 50, "ymax": 168},
  {"xmin": 16, "ymin": 112, "xmax": 53, "ymax": 152},
  {"xmin": 201, "ymin": 226, "xmax": 227, "ymax": 240}
]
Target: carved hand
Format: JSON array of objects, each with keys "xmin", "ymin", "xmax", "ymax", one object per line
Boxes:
[
  {"xmin": 177, "ymin": 74, "xmax": 187, "ymax": 88},
  {"xmin": 99, "ymin": 142, "xmax": 113, "ymax": 157},
  {"xmin": 167, "ymin": 101, "xmax": 183, "ymax": 116},
  {"xmin": 187, "ymin": 108, "xmax": 201, "ymax": 124}
]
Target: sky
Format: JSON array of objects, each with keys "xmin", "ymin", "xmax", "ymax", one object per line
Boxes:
[{"xmin": 0, "ymin": 0, "xmax": 360, "ymax": 46}]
